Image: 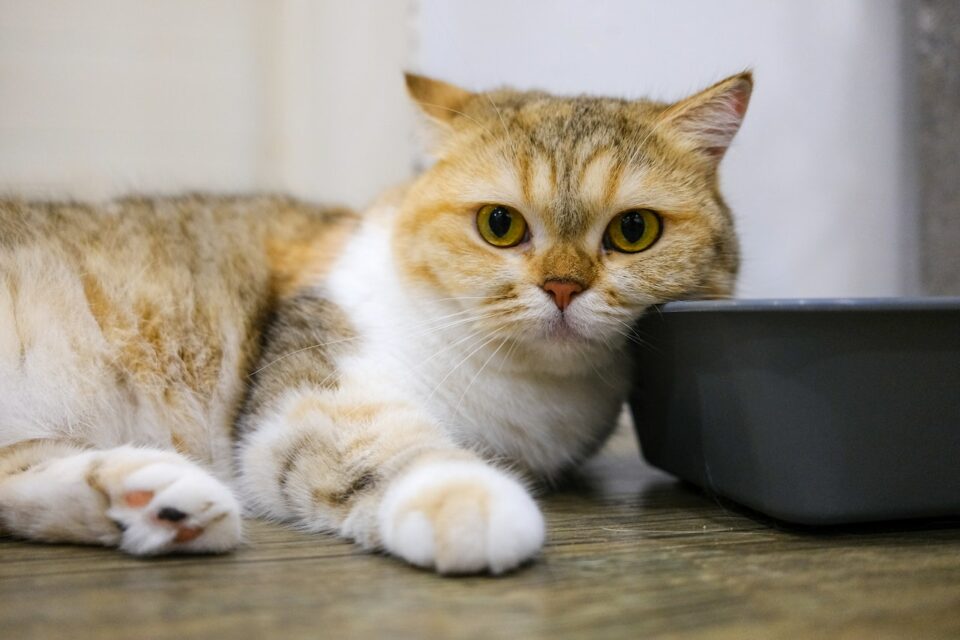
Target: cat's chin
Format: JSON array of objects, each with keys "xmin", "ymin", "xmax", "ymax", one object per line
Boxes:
[
  {"xmin": 506, "ymin": 320, "xmax": 618, "ymax": 375},
  {"xmin": 516, "ymin": 337, "xmax": 616, "ymax": 378},
  {"xmin": 541, "ymin": 312, "xmax": 607, "ymax": 345},
  {"xmin": 544, "ymin": 319, "xmax": 582, "ymax": 341}
]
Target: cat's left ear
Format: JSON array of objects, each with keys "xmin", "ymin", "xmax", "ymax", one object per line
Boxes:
[
  {"xmin": 658, "ymin": 71, "xmax": 753, "ymax": 165},
  {"xmin": 404, "ymin": 72, "xmax": 476, "ymax": 126}
]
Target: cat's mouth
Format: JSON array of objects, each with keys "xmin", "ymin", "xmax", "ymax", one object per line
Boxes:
[{"xmin": 543, "ymin": 313, "xmax": 587, "ymax": 341}]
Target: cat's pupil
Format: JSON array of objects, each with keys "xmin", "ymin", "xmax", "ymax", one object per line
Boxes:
[
  {"xmin": 620, "ymin": 211, "xmax": 646, "ymax": 243},
  {"xmin": 488, "ymin": 207, "xmax": 513, "ymax": 237}
]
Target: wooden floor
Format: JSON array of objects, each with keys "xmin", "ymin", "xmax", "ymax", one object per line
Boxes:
[{"xmin": 2, "ymin": 425, "xmax": 960, "ymax": 640}]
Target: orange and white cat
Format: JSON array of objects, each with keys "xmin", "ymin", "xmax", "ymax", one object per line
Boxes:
[{"xmin": 0, "ymin": 72, "xmax": 750, "ymax": 573}]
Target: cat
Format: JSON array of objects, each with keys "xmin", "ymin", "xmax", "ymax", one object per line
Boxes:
[{"xmin": 0, "ymin": 71, "xmax": 750, "ymax": 574}]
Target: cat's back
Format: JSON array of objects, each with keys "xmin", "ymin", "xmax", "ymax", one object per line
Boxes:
[
  {"xmin": 0, "ymin": 194, "xmax": 334, "ymax": 344},
  {"xmin": 0, "ymin": 193, "xmax": 344, "ymax": 265},
  {"xmin": 0, "ymin": 192, "xmax": 356, "ymax": 320},
  {"xmin": 0, "ymin": 194, "xmax": 357, "ymax": 472}
]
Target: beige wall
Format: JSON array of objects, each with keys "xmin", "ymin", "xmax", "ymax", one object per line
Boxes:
[{"xmin": 0, "ymin": 0, "xmax": 415, "ymax": 207}]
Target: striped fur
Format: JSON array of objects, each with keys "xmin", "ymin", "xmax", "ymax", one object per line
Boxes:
[{"xmin": 0, "ymin": 72, "xmax": 751, "ymax": 573}]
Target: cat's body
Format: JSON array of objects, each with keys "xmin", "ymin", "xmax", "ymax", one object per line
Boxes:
[
  {"xmin": 0, "ymin": 196, "xmax": 357, "ymax": 471},
  {"xmin": 0, "ymin": 73, "xmax": 751, "ymax": 573}
]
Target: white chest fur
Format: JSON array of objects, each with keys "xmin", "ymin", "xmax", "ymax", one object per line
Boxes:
[{"xmin": 326, "ymin": 215, "xmax": 631, "ymax": 479}]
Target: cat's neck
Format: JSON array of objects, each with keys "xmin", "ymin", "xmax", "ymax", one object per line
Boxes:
[{"xmin": 324, "ymin": 210, "xmax": 630, "ymax": 477}]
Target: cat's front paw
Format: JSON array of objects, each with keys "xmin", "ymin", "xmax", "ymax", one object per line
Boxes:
[
  {"xmin": 377, "ymin": 461, "xmax": 545, "ymax": 574},
  {"xmin": 97, "ymin": 449, "xmax": 242, "ymax": 555}
]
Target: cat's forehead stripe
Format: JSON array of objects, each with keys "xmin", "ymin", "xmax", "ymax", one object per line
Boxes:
[
  {"xmin": 578, "ymin": 150, "xmax": 622, "ymax": 211},
  {"xmin": 526, "ymin": 153, "xmax": 555, "ymax": 206},
  {"xmin": 508, "ymin": 143, "xmax": 629, "ymax": 237},
  {"xmin": 476, "ymin": 96, "xmax": 707, "ymax": 235}
]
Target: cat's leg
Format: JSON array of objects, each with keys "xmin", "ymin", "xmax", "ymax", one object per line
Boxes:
[
  {"xmin": 0, "ymin": 440, "xmax": 241, "ymax": 555},
  {"xmin": 237, "ymin": 292, "xmax": 544, "ymax": 573},
  {"xmin": 237, "ymin": 387, "xmax": 545, "ymax": 574}
]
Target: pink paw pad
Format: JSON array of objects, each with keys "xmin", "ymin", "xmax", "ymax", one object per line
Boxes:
[
  {"xmin": 155, "ymin": 506, "xmax": 204, "ymax": 542},
  {"xmin": 124, "ymin": 490, "xmax": 154, "ymax": 508},
  {"xmin": 121, "ymin": 492, "xmax": 206, "ymax": 544}
]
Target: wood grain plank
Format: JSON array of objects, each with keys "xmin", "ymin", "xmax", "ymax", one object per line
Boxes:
[{"xmin": 2, "ymin": 425, "xmax": 959, "ymax": 639}]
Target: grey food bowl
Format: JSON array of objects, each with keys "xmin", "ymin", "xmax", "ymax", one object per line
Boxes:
[{"xmin": 628, "ymin": 298, "xmax": 960, "ymax": 525}]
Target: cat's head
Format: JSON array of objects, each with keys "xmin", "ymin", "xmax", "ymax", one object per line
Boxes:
[{"xmin": 393, "ymin": 72, "xmax": 751, "ymax": 367}]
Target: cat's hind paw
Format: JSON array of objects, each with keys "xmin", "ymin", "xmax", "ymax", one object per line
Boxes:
[
  {"xmin": 378, "ymin": 461, "xmax": 545, "ymax": 575},
  {"xmin": 103, "ymin": 456, "xmax": 242, "ymax": 556}
]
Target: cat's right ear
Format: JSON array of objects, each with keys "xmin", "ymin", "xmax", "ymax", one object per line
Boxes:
[
  {"xmin": 404, "ymin": 73, "xmax": 475, "ymax": 126},
  {"xmin": 657, "ymin": 71, "xmax": 753, "ymax": 166}
]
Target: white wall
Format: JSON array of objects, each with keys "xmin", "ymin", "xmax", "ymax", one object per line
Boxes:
[
  {"xmin": 0, "ymin": 0, "xmax": 415, "ymax": 208},
  {"xmin": 414, "ymin": 0, "xmax": 911, "ymax": 298},
  {"xmin": 0, "ymin": 1, "xmax": 910, "ymax": 297}
]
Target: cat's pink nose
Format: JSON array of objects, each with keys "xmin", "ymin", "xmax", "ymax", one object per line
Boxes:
[{"xmin": 542, "ymin": 279, "xmax": 584, "ymax": 311}]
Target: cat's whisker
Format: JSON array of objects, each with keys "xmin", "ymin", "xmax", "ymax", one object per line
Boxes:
[
  {"xmin": 415, "ymin": 326, "xmax": 488, "ymax": 368},
  {"xmin": 394, "ymin": 310, "xmax": 491, "ymax": 336},
  {"xmin": 420, "ymin": 328, "xmax": 497, "ymax": 397},
  {"xmin": 411, "ymin": 101, "xmax": 496, "ymax": 137},
  {"xmin": 416, "ymin": 304, "xmax": 508, "ymax": 325},
  {"xmin": 608, "ymin": 321, "xmax": 647, "ymax": 345},
  {"xmin": 608, "ymin": 324, "xmax": 656, "ymax": 352},
  {"xmin": 403, "ymin": 309, "xmax": 511, "ymax": 340},
  {"xmin": 247, "ymin": 335, "xmax": 358, "ymax": 377},
  {"xmin": 403, "ymin": 319, "xmax": 498, "ymax": 374},
  {"xmin": 625, "ymin": 117, "xmax": 670, "ymax": 168},
  {"xmin": 429, "ymin": 295, "xmax": 502, "ymax": 302},
  {"xmin": 454, "ymin": 329, "xmax": 513, "ymax": 412},
  {"xmin": 426, "ymin": 329, "xmax": 501, "ymax": 402},
  {"xmin": 582, "ymin": 341, "xmax": 623, "ymax": 392},
  {"xmin": 497, "ymin": 332, "xmax": 525, "ymax": 373},
  {"xmin": 483, "ymin": 93, "xmax": 520, "ymax": 162},
  {"xmin": 249, "ymin": 307, "xmax": 501, "ymax": 377}
]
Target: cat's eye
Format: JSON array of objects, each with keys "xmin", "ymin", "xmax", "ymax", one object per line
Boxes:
[
  {"xmin": 604, "ymin": 209, "xmax": 662, "ymax": 253},
  {"xmin": 477, "ymin": 204, "xmax": 528, "ymax": 248}
]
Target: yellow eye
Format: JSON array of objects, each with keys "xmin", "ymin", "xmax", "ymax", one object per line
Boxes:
[
  {"xmin": 477, "ymin": 204, "xmax": 528, "ymax": 248},
  {"xmin": 604, "ymin": 209, "xmax": 662, "ymax": 253}
]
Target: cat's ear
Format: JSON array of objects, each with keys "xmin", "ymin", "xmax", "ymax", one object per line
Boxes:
[
  {"xmin": 658, "ymin": 71, "xmax": 753, "ymax": 164},
  {"xmin": 404, "ymin": 73, "xmax": 476, "ymax": 126}
]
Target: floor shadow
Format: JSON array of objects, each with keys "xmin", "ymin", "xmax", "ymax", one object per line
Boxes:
[{"xmin": 674, "ymin": 480, "xmax": 960, "ymax": 537}]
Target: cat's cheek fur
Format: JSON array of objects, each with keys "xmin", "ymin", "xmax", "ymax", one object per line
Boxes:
[{"xmin": 378, "ymin": 460, "xmax": 545, "ymax": 574}]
